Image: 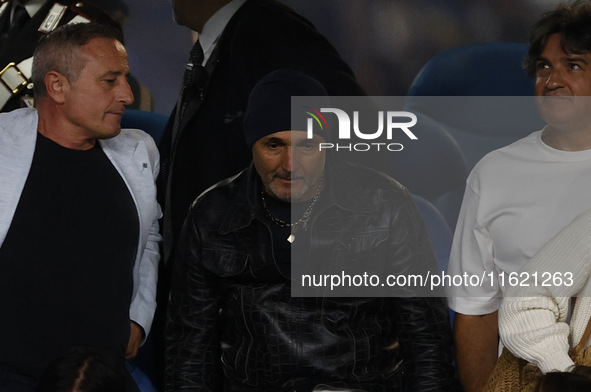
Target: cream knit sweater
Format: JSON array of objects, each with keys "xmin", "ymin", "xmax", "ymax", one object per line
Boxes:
[{"xmin": 499, "ymin": 208, "xmax": 591, "ymax": 374}]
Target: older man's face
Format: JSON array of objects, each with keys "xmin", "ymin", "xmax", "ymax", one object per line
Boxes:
[
  {"xmin": 61, "ymin": 38, "xmax": 133, "ymax": 142},
  {"xmin": 253, "ymin": 130, "xmax": 326, "ymax": 203}
]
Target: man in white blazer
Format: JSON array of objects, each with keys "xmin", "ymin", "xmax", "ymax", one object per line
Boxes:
[{"xmin": 0, "ymin": 22, "xmax": 160, "ymax": 392}]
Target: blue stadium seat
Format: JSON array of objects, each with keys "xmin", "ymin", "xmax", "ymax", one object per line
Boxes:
[
  {"xmin": 411, "ymin": 194, "xmax": 454, "ymax": 325},
  {"xmin": 397, "ymin": 42, "xmax": 545, "ymax": 231},
  {"xmin": 126, "ymin": 360, "xmax": 158, "ymax": 392},
  {"xmin": 412, "ymin": 194, "xmax": 452, "ymax": 273},
  {"xmin": 121, "ymin": 109, "xmax": 169, "ymax": 144},
  {"xmin": 405, "ymin": 41, "xmax": 544, "ymax": 169}
]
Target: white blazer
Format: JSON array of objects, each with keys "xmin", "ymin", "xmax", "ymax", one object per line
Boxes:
[{"xmin": 0, "ymin": 108, "xmax": 161, "ymax": 337}]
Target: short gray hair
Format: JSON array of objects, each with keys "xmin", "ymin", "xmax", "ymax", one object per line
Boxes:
[{"xmin": 32, "ymin": 23, "xmax": 122, "ymax": 97}]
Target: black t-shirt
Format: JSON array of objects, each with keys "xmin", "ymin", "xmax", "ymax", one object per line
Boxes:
[{"xmin": 0, "ymin": 133, "xmax": 139, "ymax": 378}]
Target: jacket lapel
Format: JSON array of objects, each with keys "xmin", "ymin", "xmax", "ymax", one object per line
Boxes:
[
  {"xmin": 174, "ymin": 40, "xmax": 222, "ymax": 147},
  {"xmin": 100, "ymin": 133, "xmax": 141, "ymax": 209},
  {"xmin": 99, "ymin": 131, "xmax": 155, "ymax": 240},
  {"xmin": 0, "ymin": 109, "xmax": 37, "ymax": 244}
]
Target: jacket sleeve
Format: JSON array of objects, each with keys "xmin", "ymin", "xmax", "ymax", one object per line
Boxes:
[
  {"xmin": 500, "ymin": 209, "xmax": 591, "ymax": 374},
  {"xmin": 165, "ymin": 207, "xmax": 222, "ymax": 392},
  {"xmin": 390, "ymin": 188, "xmax": 460, "ymax": 391},
  {"xmin": 129, "ymin": 132, "xmax": 162, "ymax": 340}
]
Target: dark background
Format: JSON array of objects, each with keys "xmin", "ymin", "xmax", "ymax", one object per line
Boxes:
[{"xmin": 122, "ymin": 0, "xmax": 558, "ymax": 115}]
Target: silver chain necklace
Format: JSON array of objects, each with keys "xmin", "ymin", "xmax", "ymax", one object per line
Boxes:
[{"xmin": 261, "ymin": 176, "xmax": 324, "ymax": 243}]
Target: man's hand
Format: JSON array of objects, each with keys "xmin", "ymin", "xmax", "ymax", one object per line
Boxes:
[
  {"xmin": 126, "ymin": 321, "xmax": 143, "ymax": 359},
  {"xmin": 454, "ymin": 311, "xmax": 499, "ymax": 392}
]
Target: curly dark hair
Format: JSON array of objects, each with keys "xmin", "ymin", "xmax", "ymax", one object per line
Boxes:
[
  {"xmin": 524, "ymin": 0, "xmax": 591, "ymax": 78},
  {"xmin": 36, "ymin": 346, "xmax": 132, "ymax": 392}
]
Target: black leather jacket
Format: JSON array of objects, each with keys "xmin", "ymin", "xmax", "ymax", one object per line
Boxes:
[{"xmin": 165, "ymin": 160, "xmax": 458, "ymax": 392}]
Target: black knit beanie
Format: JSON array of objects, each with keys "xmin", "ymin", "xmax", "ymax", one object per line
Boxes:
[{"xmin": 243, "ymin": 69, "xmax": 330, "ymax": 147}]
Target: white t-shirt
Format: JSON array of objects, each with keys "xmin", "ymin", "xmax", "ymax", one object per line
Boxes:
[{"xmin": 448, "ymin": 128, "xmax": 591, "ymax": 315}]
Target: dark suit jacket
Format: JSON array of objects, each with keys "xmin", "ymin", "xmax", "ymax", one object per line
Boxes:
[{"xmin": 159, "ymin": 0, "xmax": 366, "ymax": 258}]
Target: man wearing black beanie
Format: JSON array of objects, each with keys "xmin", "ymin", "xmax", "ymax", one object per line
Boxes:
[
  {"xmin": 159, "ymin": 0, "xmax": 365, "ymax": 267},
  {"xmin": 156, "ymin": 4, "xmax": 365, "ymax": 383},
  {"xmin": 165, "ymin": 69, "xmax": 459, "ymax": 391}
]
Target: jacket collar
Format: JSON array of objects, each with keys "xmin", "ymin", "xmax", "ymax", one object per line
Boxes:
[
  {"xmin": 218, "ymin": 164, "xmax": 262, "ymax": 234},
  {"xmin": 217, "ymin": 157, "xmax": 373, "ymax": 235},
  {"xmin": 0, "ymin": 108, "xmax": 38, "ymax": 245}
]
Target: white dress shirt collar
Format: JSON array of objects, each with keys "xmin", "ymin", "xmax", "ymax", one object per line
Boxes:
[
  {"xmin": 198, "ymin": 0, "xmax": 247, "ymax": 65},
  {"xmin": 17, "ymin": 0, "xmax": 47, "ymax": 19}
]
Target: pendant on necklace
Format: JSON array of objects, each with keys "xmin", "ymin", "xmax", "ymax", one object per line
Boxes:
[{"xmin": 287, "ymin": 233, "xmax": 295, "ymax": 243}]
